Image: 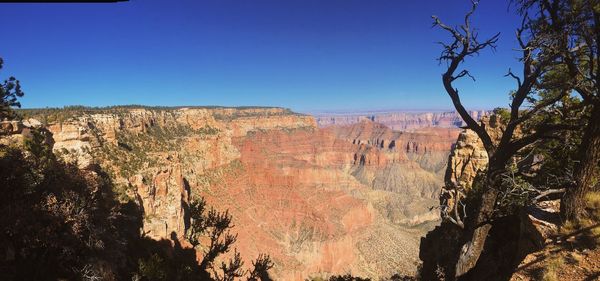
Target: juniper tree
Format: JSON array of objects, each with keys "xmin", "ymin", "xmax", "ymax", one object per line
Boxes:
[
  {"xmin": 515, "ymin": 0, "xmax": 600, "ymax": 222},
  {"xmin": 432, "ymin": 0, "xmax": 578, "ymax": 277}
]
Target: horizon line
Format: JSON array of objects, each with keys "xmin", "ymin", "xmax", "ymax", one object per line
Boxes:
[{"xmin": 17, "ymin": 104, "xmax": 495, "ymax": 116}]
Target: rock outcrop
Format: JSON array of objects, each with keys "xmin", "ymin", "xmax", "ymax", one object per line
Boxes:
[
  {"xmin": 0, "ymin": 119, "xmax": 52, "ymax": 148},
  {"xmin": 442, "ymin": 114, "xmax": 512, "ymax": 190},
  {"xmin": 444, "ymin": 127, "xmax": 488, "ymax": 189},
  {"xmin": 133, "ymin": 163, "xmax": 190, "ymax": 240}
]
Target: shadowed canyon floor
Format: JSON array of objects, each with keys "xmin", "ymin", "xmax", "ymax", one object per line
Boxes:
[{"xmin": 21, "ymin": 107, "xmax": 463, "ymax": 280}]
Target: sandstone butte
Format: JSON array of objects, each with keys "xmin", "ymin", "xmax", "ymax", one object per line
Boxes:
[{"xmin": 14, "ymin": 107, "xmax": 468, "ymax": 280}]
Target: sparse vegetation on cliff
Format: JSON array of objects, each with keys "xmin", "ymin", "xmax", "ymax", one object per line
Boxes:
[
  {"xmin": 0, "ymin": 122, "xmax": 275, "ymax": 281},
  {"xmin": 0, "ymin": 129, "xmax": 137, "ymax": 279},
  {"xmin": 18, "ymin": 105, "xmax": 302, "ymax": 126},
  {"xmin": 0, "ymin": 60, "xmax": 275, "ymax": 281},
  {"xmin": 212, "ymin": 107, "xmax": 302, "ymax": 121}
]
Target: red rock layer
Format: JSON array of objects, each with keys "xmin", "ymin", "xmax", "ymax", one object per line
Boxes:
[{"xmin": 32, "ymin": 107, "xmax": 461, "ymax": 280}]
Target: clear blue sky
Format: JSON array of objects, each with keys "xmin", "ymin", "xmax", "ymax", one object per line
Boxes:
[{"xmin": 0, "ymin": 0, "xmax": 523, "ymax": 112}]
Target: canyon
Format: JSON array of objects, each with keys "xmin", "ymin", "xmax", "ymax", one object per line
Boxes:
[{"xmin": 19, "ymin": 107, "xmax": 468, "ymax": 280}]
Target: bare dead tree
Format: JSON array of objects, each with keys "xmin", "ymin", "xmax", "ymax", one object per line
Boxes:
[
  {"xmin": 497, "ymin": 160, "xmax": 567, "ymax": 209},
  {"xmin": 432, "ymin": 0, "xmax": 577, "ymax": 277},
  {"xmin": 441, "ymin": 149, "xmax": 478, "ymax": 229}
]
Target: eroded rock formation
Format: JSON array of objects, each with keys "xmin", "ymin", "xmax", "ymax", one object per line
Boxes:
[{"xmin": 25, "ymin": 107, "xmax": 461, "ymax": 280}]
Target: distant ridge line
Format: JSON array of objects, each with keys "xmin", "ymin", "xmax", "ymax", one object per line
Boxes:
[
  {"xmin": 307, "ymin": 109, "xmax": 490, "ymax": 116},
  {"xmin": 18, "ymin": 104, "xmax": 290, "ymax": 111},
  {"xmin": 312, "ymin": 109, "xmax": 491, "ymax": 130}
]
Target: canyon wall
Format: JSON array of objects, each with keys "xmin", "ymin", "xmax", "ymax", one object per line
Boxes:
[
  {"xmin": 314, "ymin": 110, "xmax": 487, "ymax": 131},
  {"xmin": 25, "ymin": 107, "xmax": 460, "ymax": 280}
]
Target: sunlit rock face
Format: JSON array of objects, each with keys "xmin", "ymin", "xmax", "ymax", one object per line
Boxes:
[
  {"xmin": 445, "ymin": 128, "xmax": 489, "ymax": 189},
  {"xmin": 35, "ymin": 106, "xmax": 461, "ymax": 280},
  {"xmin": 443, "ymin": 114, "xmax": 510, "ymax": 190}
]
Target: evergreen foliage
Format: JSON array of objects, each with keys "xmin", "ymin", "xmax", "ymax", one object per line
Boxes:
[{"xmin": 0, "ymin": 58, "xmax": 24, "ymax": 121}]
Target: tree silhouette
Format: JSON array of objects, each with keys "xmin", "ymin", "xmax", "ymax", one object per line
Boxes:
[
  {"xmin": 247, "ymin": 254, "xmax": 274, "ymax": 281},
  {"xmin": 213, "ymin": 249, "xmax": 245, "ymax": 281},
  {"xmin": 186, "ymin": 197, "xmax": 238, "ymax": 273},
  {"xmin": 432, "ymin": 0, "xmax": 579, "ymax": 277},
  {"xmin": 515, "ymin": 0, "xmax": 600, "ymax": 221},
  {"xmin": 0, "ymin": 57, "xmax": 24, "ymax": 121}
]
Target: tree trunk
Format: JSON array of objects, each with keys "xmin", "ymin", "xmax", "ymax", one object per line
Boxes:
[
  {"xmin": 455, "ymin": 169, "xmax": 502, "ymax": 277},
  {"xmin": 562, "ymin": 103, "xmax": 600, "ymax": 221}
]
